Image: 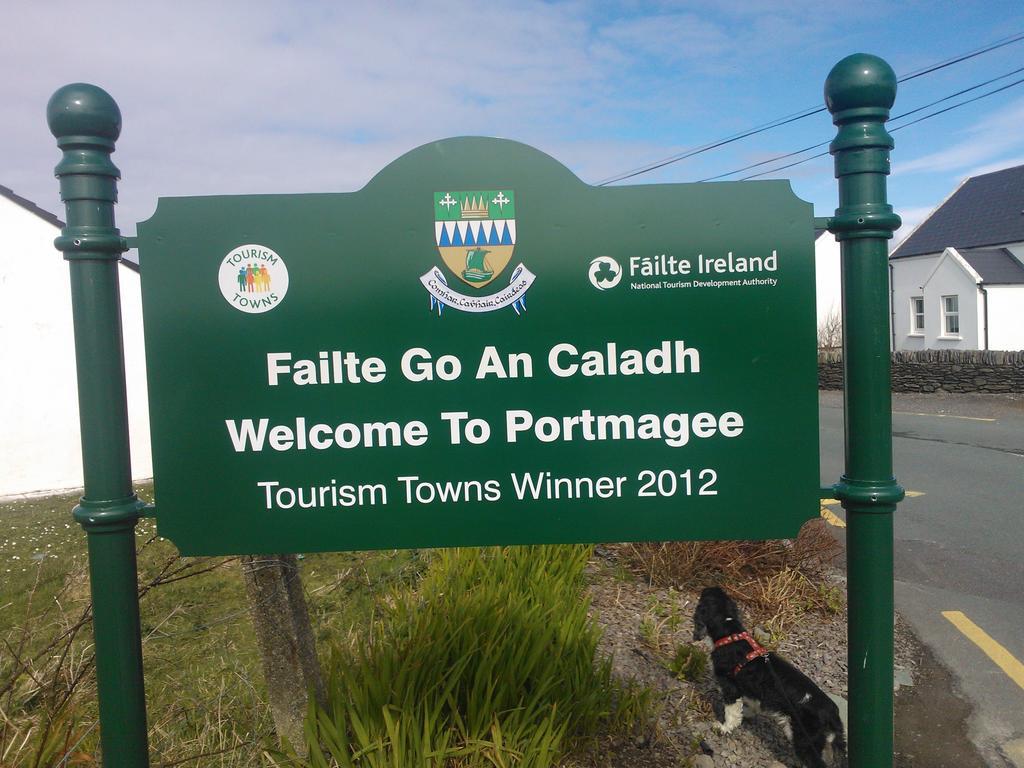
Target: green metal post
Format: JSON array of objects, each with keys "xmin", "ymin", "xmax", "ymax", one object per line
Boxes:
[
  {"xmin": 47, "ymin": 84, "xmax": 150, "ymax": 767},
  {"xmin": 825, "ymin": 55, "xmax": 905, "ymax": 767}
]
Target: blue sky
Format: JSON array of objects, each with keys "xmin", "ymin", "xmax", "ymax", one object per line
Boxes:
[{"xmin": 5, "ymin": 1, "xmax": 1024, "ymax": 243}]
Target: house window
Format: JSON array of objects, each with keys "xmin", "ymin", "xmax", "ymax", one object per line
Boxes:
[
  {"xmin": 942, "ymin": 295, "xmax": 960, "ymax": 336},
  {"xmin": 911, "ymin": 297, "xmax": 924, "ymax": 334}
]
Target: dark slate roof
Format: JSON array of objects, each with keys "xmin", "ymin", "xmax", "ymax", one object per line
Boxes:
[
  {"xmin": 891, "ymin": 164, "xmax": 1024, "ymax": 259},
  {"xmin": 1, "ymin": 183, "xmax": 139, "ymax": 273},
  {"xmin": 0, "ymin": 183, "xmax": 64, "ymax": 228},
  {"xmin": 959, "ymin": 247, "xmax": 1024, "ymax": 284}
]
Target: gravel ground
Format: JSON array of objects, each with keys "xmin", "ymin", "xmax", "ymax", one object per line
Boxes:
[{"xmin": 570, "ymin": 544, "xmax": 918, "ymax": 768}]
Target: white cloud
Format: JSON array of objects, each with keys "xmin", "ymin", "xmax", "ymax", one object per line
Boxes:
[
  {"xmin": 895, "ymin": 97, "xmax": 1024, "ymax": 176},
  {"xmin": 8, "ymin": 0, "xmax": 737, "ymax": 228},
  {"xmin": 1, "ymin": 0, "xmax": 986, "ymax": 236}
]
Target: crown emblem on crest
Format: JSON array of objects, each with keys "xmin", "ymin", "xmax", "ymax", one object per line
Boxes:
[{"xmin": 460, "ymin": 196, "xmax": 490, "ymax": 219}]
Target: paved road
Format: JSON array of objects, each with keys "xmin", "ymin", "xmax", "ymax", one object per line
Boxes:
[{"xmin": 819, "ymin": 391, "xmax": 1024, "ymax": 767}]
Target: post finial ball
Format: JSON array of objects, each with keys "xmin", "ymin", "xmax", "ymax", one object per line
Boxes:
[
  {"xmin": 824, "ymin": 54, "xmax": 896, "ymax": 115},
  {"xmin": 47, "ymin": 83, "xmax": 122, "ymax": 142}
]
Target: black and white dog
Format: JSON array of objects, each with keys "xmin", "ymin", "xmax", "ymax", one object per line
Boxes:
[{"xmin": 692, "ymin": 586, "xmax": 846, "ymax": 768}]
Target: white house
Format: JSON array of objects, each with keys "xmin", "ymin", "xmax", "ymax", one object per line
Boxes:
[
  {"xmin": 0, "ymin": 185, "xmax": 152, "ymax": 497},
  {"xmin": 889, "ymin": 165, "xmax": 1024, "ymax": 351}
]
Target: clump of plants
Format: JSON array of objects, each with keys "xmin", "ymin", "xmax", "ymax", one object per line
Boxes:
[
  {"xmin": 287, "ymin": 545, "xmax": 652, "ymax": 767},
  {"xmin": 623, "ymin": 518, "xmax": 842, "ymax": 624},
  {"xmin": 638, "ymin": 591, "xmax": 686, "ymax": 650},
  {"xmin": 668, "ymin": 644, "xmax": 707, "ymax": 683},
  {"xmin": 624, "ymin": 519, "xmax": 840, "ymax": 591},
  {"xmin": 817, "ymin": 583, "xmax": 844, "ymax": 614}
]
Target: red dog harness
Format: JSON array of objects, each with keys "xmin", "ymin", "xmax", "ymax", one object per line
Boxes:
[{"xmin": 714, "ymin": 631, "xmax": 771, "ymax": 677}]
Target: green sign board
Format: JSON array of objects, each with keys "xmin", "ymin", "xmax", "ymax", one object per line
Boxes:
[{"xmin": 138, "ymin": 137, "xmax": 819, "ymax": 556}]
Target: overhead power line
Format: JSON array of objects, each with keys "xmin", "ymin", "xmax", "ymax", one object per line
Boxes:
[
  {"xmin": 696, "ymin": 64, "xmax": 1024, "ymax": 182},
  {"xmin": 896, "ymin": 31, "xmax": 1024, "ymax": 83},
  {"xmin": 594, "ymin": 107, "xmax": 822, "ymax": 186},
  {"xmin": 595, "ymin": 31, "xmax": 1024, "ymax": 186},
  {"xmin": 889, "ymin": 76, "xmax": 1024, "ymax": 131},
  {"xmin": 736, "ymin": 74, "xmax": 1024, "ymax": 181}
]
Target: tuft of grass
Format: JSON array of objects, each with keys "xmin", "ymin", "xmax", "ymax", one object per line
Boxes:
[
  {"xmin": 668, "ymin": 645, "xmax": 707, "ymax": 683},
  {"xmin": 729, "ymin": 564, "xmax": 846, "ymax": 635},
  {"xmin": 817, "ymin": 583, "xmax": 844, "ymax": 615},
  {"xmin": 685, "ymin": 690, "xmax": 715, "ymax": 722},
  {"xmin": 283, "ymin": 545, "xmax": 652, "ymax": 768}
]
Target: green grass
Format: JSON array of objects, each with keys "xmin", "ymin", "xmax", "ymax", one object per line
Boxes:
[
  {"xmin": 1, "ymin": 492, "xmax": 651, "ymax": 768},
  {"xmin": 668, "ymin": 645, "xmax": 707, "ymax": 683},
  {"xmin": 0, "ymin": 486, "xmax": 426, "ymax": 767},
  {"xmin": 281, "ymin": 546, "xmax": 650, "ymax": 768}
]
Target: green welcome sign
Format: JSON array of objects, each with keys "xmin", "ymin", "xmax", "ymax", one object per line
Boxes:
[
  {"xmin": 138, "ymin": 137, "xmax": 819, "ymax": 556},
  {"xmin": 53, "ymin": 56, "xmax": 904, "ymax": 766}
]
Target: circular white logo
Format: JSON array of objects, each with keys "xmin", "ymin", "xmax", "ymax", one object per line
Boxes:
[
  {"xmin": 588, "ymin": 256, "xmax": 622, "ymax": 291},
  {"xmin": 219, "ymin": 244, "xmax": 289, "ymax": 313}
]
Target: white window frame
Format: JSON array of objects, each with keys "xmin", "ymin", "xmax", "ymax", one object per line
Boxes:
[
  {"xmin": 910, "ymin": 296, "xmax": 924, "ymax": 335},
  {"xmin": 940, "ymin": 294, "xmax": 960, "ymax": 337}
]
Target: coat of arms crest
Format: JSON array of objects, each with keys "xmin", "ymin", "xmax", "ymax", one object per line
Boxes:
[
  {"xmin": 434, "ymin": 190, "xmax": 516, "ymax": 288},
  {"xmin": 420, "ymin": 190, "xmax": 534, "ymax": 315}
]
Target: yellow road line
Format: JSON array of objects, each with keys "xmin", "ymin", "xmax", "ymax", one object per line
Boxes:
[
  {"xmin": 942, "ymin": 611, "xmax": 1024, "ymax": 691},
  {"xmin": 819, "ymin": 490, "xmax": 925, "ymax": 528},
  {"xmin": 820, "ymin": 508, "xmax": 846, "ymax": 528},
  {"xmin": 820, "ymin": 490, "xmax": 924, "ymax": 507},
  {"xmin": 894, "ymin": 411, "xmax": 995, "ymax": 422}
]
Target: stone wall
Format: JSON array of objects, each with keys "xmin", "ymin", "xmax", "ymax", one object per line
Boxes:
[{"xmin": 818, "ymin": 350, "xmax": 1024, "ymax": 393}]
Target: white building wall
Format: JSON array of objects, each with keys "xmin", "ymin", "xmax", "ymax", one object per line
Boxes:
[
  {"xmin": 891, "ymin": 253, "xmax": 939, "ymax": 351},
  {"xmin": 814, "ymin": 231, "xmax": 841, "ymax": 345},
  {"xmin": 986, "ymin": 284, "xmax": 1024, "ymax": 350},
  {"xmin": 0, "ymin": 196, "xmax": 152, "ymax": 497},
  {"xmin": 120, "ymin": 265, "xmax": 153, "ymax": 485},
  {"xmin": 922, "ymin": 253, "xmax": 980, "ymax": 349},
  {"xmin": 891, "ymin": 250, "xmax": 986, "ymax": 350}
]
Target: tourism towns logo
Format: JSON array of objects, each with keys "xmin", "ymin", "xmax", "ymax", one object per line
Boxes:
[
  {"xmin": 588, "ymin": 256, "xmax": 622, "ymax": 290},
  {"xmin": 419, "ymin": 190, "xmax": 536, "ymax": 315},
  {"xmin": 218, "ymin": 244, "xmax": 289, "ymax": 313}
]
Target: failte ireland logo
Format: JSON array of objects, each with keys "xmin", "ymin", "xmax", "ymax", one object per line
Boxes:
[
  {"xmin": 419, "ymin": 190, "xmax": 536, "ymax": 316},
  {"xmin": 588, "ymin": 256, "xmax": 622, "ymax": 290},
  {"xmin": 218, "ymin": 244, "xmax": 289, "ymax": 313}
]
